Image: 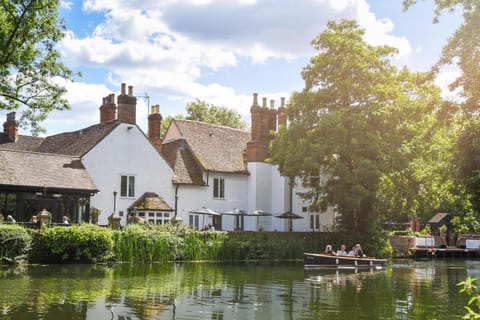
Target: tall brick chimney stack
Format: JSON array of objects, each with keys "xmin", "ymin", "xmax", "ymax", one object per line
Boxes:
[
  {"xmin": 148, "ymin": 104, "xmax": 163, "ymax": 152},
  {"xmin": 247, "ymin": 93, "xmax": 269, "ymax": 162},
  {"xmin": 3, "ymin": 112, "xmax": 18, "ymax": 142},
  {"xmin": 117, "ymin": 83, "xmax": 137, "ymax": 124},
  {"xmin": 260, "ymin": 97, "xmax": 270, "ymax": 142},
  {"xmin": 99, "ymin": 94, "xmax": 117, "ymax": 123},
  {"xmin": 268, "ymin": 99, "xmax": 277, "ymax": 140},
  {"xmin": 278, "ymin": 97, "xmax": 287, "ymax": 127},
  {"xmin": 250, "ymin": 93, "xmax": 261, "ymax": 141}
]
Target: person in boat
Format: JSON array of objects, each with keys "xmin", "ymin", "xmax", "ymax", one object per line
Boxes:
[
  {"xmin": 355, "ymin": 244, "xmax": 366, "ymax": 257},
  {"xmin": 336, "ymin": 244, "xmax": 348, "ymax": 256},
  {"xmin": 347, "ymin": 246, "xmax": 357, "ymax": 256},
  {"xmin": 324, "ymin": 244, "xmax": 333, "ymax": 255}
]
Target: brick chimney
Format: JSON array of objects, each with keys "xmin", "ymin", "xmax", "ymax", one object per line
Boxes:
[
  {"xmin": 99, "ymin": 94, "xmax": 117, "ymax": 123},
  {"xmin": 250, "ymin": 93, "xmax": 261, "ymax": 141},
  {"xmin": 117, "ymin": 83, "xmax": 137, "ymax": 124},
  {"xmin": 268, "ymin": 99, "xmax": 277, "ymax": 140},
  {"xmin": 278, "ymin": 97, "xmax": 287, "ymax": 127},
  {"xmin": 260, "ymin": 97, "xmax": 270, "ymax": 142},
  {"xmin": 148, "ymin": 104, "xmax": 163, "ymax": 152},
  {"xmin": 247, "ymin": 93, "xmax": 269, "ymax": 162},
  {"xmin": 3, "ymin": 112, "xmax": 18, "ymax": 142}
]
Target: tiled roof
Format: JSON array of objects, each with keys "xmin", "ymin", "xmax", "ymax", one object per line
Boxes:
[
  {"xmin": 166, "ymin": 119, "xmax": 250, "ymax": 173},
  {"xmin": 429, "ymin": 212, "xmax": 451, "ymax": 224},
  {"xmin": 162, "ymin": 138, "xmax": 205, "ymax": 185},
  {"xmin": 38, "ymin": 120, "xmax": 120, "ymax": 156},
  {"xmin": 0, "ymin": 149, "xmax": 97, "ymax": 192},
  {"xmin": 0, "ymin": 133, "xmax": 44, "ymax": 151},
  {"xmin": 128, "ymin": 192, "xmax": 173, "ymax": 211}
]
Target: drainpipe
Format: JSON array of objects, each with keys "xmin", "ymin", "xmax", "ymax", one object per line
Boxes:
[{"xmin": 174, "ymin": 184, "xmax": 179, "ymax": 218}]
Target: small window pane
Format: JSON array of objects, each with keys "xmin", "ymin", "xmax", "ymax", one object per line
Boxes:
[
  {"xmin": 213, "ymin": 178, "xmax": 219, "ymax": 198},
  {"xmin": 128, "ymin": 176, "xmax": 135, "ymax": 197},
  {"xmin": 120, "ymin": 176, "xmax": 128, "ymax": 197},
  {"xmin": 219, "ymin": 179, "xmax": 225, "ymax": 198}
]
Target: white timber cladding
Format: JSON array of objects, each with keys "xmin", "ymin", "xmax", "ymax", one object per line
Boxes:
[{"xmin": 81, "ymin": 123, "xmax": 174, "ymax": 225}]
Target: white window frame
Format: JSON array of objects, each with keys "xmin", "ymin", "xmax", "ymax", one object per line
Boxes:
[
  {"xmin": 120, "ymin": 175, "xmax": 135, "ymax": 198},
  {"xmin": 213, "ymin": 177, "xmax": 225, "ymax": 199}
]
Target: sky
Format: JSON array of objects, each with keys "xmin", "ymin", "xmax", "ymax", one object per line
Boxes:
[{"xmin": 3, "ymin": 0, "xmax": 464, "ymax": 136}]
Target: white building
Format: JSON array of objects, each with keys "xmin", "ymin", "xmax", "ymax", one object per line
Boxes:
[
  {"xmin": 156, "ymin": 94, "xmax": 336, "ymax": 232},
  {"xmin": 0, "ymin": 84, "xmax": 336, "ymax": 231}
]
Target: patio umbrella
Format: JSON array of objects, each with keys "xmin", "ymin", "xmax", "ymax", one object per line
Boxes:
[
  {"xmin": 248, "ymin": 210, "xmax": 273, "ymax": 231},
  {"xmin": 222, "ymin": 209, "xmax": 248, "ymax": 229},
  {"xmin": 276, "ymin": 211, "xmax": 304, "ymax": 231},
  {"xmin": 189, "ymin": 206, "xmax": 221, "ymax": 229},
  {"xmin": 247, "ymin": 209, "xmax": 273, "ymax": 217}
]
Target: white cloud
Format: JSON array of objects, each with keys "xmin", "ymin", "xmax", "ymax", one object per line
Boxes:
[
  {"xmin": 435, "ymin": 70, "xmax": 463, "ymax": 102},
  {"xmin": 51, "ymin": 0, "xmax": 414, "ymax": 135},
  {"xmin": 60, "ymin": 1, "xmax": 74, "ymax": 10}
]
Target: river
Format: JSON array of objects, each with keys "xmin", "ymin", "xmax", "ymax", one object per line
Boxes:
[{"xmin": 0, "ymin": 259, "xmax": 476, "ymax": 319}]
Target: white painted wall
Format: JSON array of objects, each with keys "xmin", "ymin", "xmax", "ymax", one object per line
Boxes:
[
  {"xmin": 82, "ymin": 123, "xmax": 174, "ymax": 225},
  {"xmin": 176, "ymin": 172, "xmax": 249, "ymax": 230},
  {"xmin": 246, "ymin": 162, "xmax": 336, "ymax": 232}
]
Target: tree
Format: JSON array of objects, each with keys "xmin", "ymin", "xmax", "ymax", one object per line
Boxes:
[
  {"xmin": 185, "ymin": 99, "xmax": 248, "ymax": 130},
  {"xmin": 404, "ymin": 1, "xmax": 480, "ymax": 226},
  {"xmin": 403, "ymin": 0, "xmax": 480, "ymax": 113},
  {"xmin": 270, "ymin": 20, "xmax": 445, "ymax": 233},
  {"xmin": 0, "ymin": 0, "xmax": 74, "ymax": 135},
  {"xmin": 161, "ymin": 99, "xmax": 248, "ymax": 136}
]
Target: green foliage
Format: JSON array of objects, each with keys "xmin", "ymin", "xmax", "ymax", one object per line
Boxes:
[
  {"xmin": 0, "ymin": 0, "xmax": 74, "ymax": 135},
  {"xmin": 221, "ymin": 231, "xmax": 392, "ymax": 261},
  {"xmin": 186, "ymin": 99, "xmax": 248, "ymax": 130},
  {"xmin": 30, "ymin": 224, "xmax": 114, "ymax": 263},
  {"xmin": 113, "ymin": 224, "xmax": 182, "ymax": 262},
  {"xmin": 458, "ymin": 276, "xmax": 480, "ymax": 319},
  {"xmin": 161, "ymin": 99, "xmax": 248, "ymax": 136},
  {"xmin": 405, "ymin": 0, "xmax": 480, "ymax": 113},
  {"xmin": 270, "ymin": 19, "xmax": 448, "ymax": 235},
  {"xmin": 113, "ymin": 224, "xmax": 227, "ymax": 262},
  {"xmin": 0, "ymin": 224, "xmax": 31, "ymax": 261}
]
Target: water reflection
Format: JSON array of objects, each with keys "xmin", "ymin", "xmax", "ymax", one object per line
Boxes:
[{"xmin": 0, "ymin": 261, "xmax": 475, "ymax": 319}]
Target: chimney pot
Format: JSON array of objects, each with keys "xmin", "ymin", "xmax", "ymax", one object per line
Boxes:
[
  {"xmin": 121, "ymin": 83, "xmax": 126, "ymax": 95},
  {"xmin": 270, "ymin": 99, "xmax": 275, "ymax": 109},
  {"xmin": 151, "ymin": 105, "xmax": 160, "ymax": 114},
  {"xmin": 128, "ymin": 85, "xmax": 133, "ymax": 96},
  {"xmin": 262, "ymin": 97, "xmax": 267, "ymax": 108},
  {"xmin": 281, "ymin": 97, "xmax": 285, "ymax": 107},
  {"xmin": 253, "ymin": 93, "xmax": 258, "ymax": 106}
]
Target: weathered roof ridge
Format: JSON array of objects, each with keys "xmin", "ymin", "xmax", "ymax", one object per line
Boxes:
[
  {"xmin": 39, "ymin": 120, "xmax": 120, "ymax": 156},
  {"xmin": 174, "ymin": 118, "xmax": 250, "ymax": 134},
  {"xmin": 169, "ymin": 119, "xmax": 251, "ymax": 173}
]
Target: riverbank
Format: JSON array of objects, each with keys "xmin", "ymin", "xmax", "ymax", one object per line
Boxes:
[{"xmin": 0, "ymin": 223, "xmax": 392, "ymax": 264}]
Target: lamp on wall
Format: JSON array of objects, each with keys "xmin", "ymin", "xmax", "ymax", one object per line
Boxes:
[{"xmin": 113, "ymin": 190, "xmax": 117, "ymax": 214}]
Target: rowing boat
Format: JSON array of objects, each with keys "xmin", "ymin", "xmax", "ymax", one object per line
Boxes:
[{"xmin": 304, "ymin": 252, "xmax": 387, "ymax": 269}]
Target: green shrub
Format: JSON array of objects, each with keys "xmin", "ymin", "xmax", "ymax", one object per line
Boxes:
[
  {"xmin": 113, "ymin": 224, "xmax": 227, "ymax": 262},
  {"xmin": 0, "ymin": 224, "xmax": 32, "ymax": 262},
  {"xmin": 30, "ymin": 224, "xmax": 113, "ymax": 263},
  {"xmin": 113, "ymin": 225, "xmax": 180, "ymax": 262}
]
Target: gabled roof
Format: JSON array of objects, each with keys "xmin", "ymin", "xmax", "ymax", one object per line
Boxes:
[
  {"xmin": 127, "ymin": 192, "xmax": 173, "ymax": 211},
  {"xmin": 0, "ymin": 133, "xmax": 44, "ymax": 151},
  {"xmin": 164, "ymin": 119, "xmax": 250, "ymax": 174},
  {"xmin": 38, "ymin": 120, "xmax": 120, "ymax": 157},
  {"xmin": 0, "ymin": 149, "xmax": 97, "ymax": 193},
  {"xmin": 162, "ymin": 138, "xmax": 205, "ymax": 185}
]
